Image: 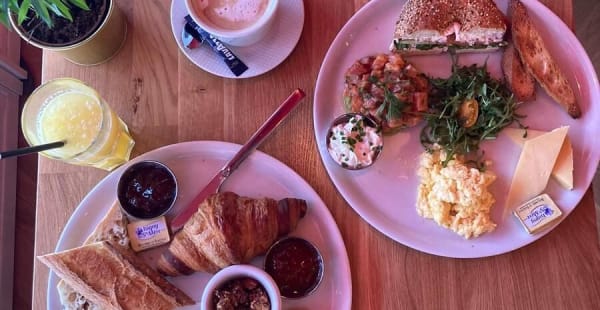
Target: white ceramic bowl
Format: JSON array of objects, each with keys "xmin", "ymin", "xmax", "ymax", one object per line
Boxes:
[
  {"xmin": 201, "ymin": 264, "xmax": 282, "ymax": 310},
  {"xmin": 185, "ymin": 0, "xmax": 279, "ymax": 46}
]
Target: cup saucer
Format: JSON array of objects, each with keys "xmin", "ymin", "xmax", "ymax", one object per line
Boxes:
[{"xmin": 170, "ymin": 0, "xmax": 305, "ymax": 79}]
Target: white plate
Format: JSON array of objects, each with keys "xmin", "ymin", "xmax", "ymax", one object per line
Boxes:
[
  {"xmin": 47, "ymin": 141, "xmax": 352, "ymax": 309},
  {"xmin": 313, "ymin": 0, "xmax": 600, "ymax": 258},
  {"xmin": 170, "ymin": 0, "xmax": 305, "ymax": 79}
]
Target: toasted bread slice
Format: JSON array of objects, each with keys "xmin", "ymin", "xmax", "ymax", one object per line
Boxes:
[
  {"xmin": 39, "ymin": 242, "xmax": 195, "ymax": 310},
  {"xmin": 57, "ymin": 201, "xmax": 131, "ymax": 309},
  {"xmin": 82, "ymin": 200, "xmax": 130, "ymax": 247},
  {"xmin": 510, "ymin": 0, "xmax": 581, "ymax": 118},
  {"xmin": 502, "ymin": 43, "xmax": 536, "ymax": 102},
  {"xmin": 57, "ymin": 280, "xmax": 102, "ymax": 310}
]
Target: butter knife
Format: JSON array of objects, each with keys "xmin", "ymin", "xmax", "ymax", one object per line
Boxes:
[{"xmin": 170, "ymin": 89, "xmax": 306, "ymax": 232}]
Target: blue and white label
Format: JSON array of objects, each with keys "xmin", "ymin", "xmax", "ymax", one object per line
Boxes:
[
  {"xmin": 514, "ymin": 193, "xmax": 562, "ymax": 234},
  {"xmin": 135, "ymin": 221, "xmax": 166, "ymax": 240},
  {"xmin": 524, "ymin": 205, "xmax": 554, "ymax": 228}
]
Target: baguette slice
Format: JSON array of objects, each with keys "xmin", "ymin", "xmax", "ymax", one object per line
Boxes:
[
  {"xmin": 83, "ymin": 200, "xmax": 130, "ymax": 246},
  {"xmin": 39, "ymin": 241, "xmax": 195, "ymax": 310},
  {"xmin": 58, "ymin": 201, "xmax": 130, "ymax": 309},
  {"xmin": 510, "ymin": 0, "xmax": 581, "ymax": 118},
  {"xmin": 502, "ymin": 43, "xmax": 536, "ymax": 102},
  {"xmin": 57, "ymin": 280, "xmax": 101, "ymax": 310}
]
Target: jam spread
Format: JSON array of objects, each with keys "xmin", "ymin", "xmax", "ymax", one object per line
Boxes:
[
  {"xmin": 264, "ymin": 237, "xmax": 323, "ymax": 298},
  {"xmin": 118, "ymin": 161, "xmax": 177, "ymax": 219}
]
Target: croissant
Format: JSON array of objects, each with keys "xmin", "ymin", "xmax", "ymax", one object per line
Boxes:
[{"xmin": 157, "ymin": 191, "xmax": 307, "ymax": 276}]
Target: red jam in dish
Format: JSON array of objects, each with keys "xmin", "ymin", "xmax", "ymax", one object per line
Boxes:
[
  {"xmin": 264, "ymin": 237, "xmax": 323, "ymax": 298},
  {"xmin": 118, "ymin": 161, "xmax": 177, "ymax": 219}
]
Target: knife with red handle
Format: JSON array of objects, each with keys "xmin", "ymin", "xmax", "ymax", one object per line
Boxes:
[{"xmin": 169, "ymin": 89, "xmax": 306, "ymax": 232}]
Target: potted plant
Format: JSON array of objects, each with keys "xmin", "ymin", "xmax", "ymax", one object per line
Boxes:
[{"xmin": 0, "ymin": 0, "xmax": 127, "ymax": 65}]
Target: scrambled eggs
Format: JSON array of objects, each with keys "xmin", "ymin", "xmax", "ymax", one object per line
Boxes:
[{"xmin": 417, "ymin": 149, "xmax": 497, "ymax": 239}]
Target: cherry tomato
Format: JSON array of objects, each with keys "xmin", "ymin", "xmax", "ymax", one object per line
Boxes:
[{"xmin": 459, "ymin": 99, "xmax": 479, "ymax": 128}]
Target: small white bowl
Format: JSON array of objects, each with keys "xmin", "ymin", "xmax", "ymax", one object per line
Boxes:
[
  {"xmin": 185, "ymin": 0, "xmax": 279, "ymax": 47},
  {"xmin": 201, "ymin": 264, "xmax": 282, "ymax": 310}
]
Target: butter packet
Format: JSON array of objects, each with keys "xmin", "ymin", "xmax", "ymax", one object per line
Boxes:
[
  {"xmin": 127, "ymin": 216, "xmax": 171, "ymax": 252},
  {"xmin": 513, "ymin": 193, "xmax": 563, "ymax": 234}
]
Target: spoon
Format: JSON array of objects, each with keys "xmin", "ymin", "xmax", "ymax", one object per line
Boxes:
[{"xmin": 170, "ymin": 89, "xmax": 306, "ymax": 232}]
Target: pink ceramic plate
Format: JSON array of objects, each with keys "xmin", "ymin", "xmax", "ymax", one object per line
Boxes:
[
  {"xmin": 313, "ymin": 0, "xmax": 600, "ymax": 258},
  {"xmin": 47, "ymin": 142, "xmax": 352, "ymax": 309}
]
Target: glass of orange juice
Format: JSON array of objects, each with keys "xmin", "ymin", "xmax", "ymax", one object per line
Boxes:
[{"xmin": 21, "ymin": 78, "xmax": 135, "ymax": 171}]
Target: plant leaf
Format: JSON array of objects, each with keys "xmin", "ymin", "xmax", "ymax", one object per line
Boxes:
[
  {"xmin": 50, "ymin": 0, "xmax": 72, "ymax": 21},
  {"xmin": 30, "ymin": 0, "xmax": 52, "ymax": 27},
  {"xmin": 0, "ymin": 15, "xmax": 8, "ymax": 30},
  {"xmin": 0, "ymin": 0, "xmax": 9, "ymax": 29},
  {"xmin": 9, "ymin": 0, "xmax": 20, "ymax": 12},
  {"xmin": 68, "ymin": 0, "xmax": 89, "ymax": 10},
  {"xmin": 46, "ymin": 1, "xmax": 61, "ymax": 16},
  {"xmin": 17, "ymin": 0, "xmax": 30, "ymax": 25}
]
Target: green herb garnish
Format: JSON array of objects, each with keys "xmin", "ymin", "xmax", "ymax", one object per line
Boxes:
[
  {"xmin": 367, "ymin": 78, "xmax": 407, "ymax": 122},
  {"xmin": 383, "ymin": 88, "xmax": 406, "ymax": 120},
  {"xmin": 420, "ymin": 58, "xmax": 527, "ymax": 166}
]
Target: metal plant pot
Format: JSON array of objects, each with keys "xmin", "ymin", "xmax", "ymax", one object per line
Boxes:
[{"xmin": 10, "ymin": 0, "xmax": 127, "ymax": 65}]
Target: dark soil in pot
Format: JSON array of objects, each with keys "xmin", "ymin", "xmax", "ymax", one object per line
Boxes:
[{"xmin": 19, "ymin": 0, "xmax": 109, "ymax": 47}]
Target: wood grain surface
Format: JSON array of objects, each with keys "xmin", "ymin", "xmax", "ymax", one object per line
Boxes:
[{"xmin": 32, "ymin": 0, "xmax": 600, "ymax": 309}]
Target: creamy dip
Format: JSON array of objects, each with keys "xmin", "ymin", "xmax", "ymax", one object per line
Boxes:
[
  {"xmin": 327, "ymin": 115, "xmax": 383, "ymax": 169},
  {"xmin": 193, "ymin": 0, "xmax": 268, "ymax": 30}
]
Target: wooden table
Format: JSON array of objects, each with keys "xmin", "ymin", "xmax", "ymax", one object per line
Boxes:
[{"xmin": 32, "ymin": 0, "xmax": 600, "ymax": 309}]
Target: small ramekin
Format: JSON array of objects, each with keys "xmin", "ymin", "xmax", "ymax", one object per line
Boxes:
[
  {"xmin": 326, "ymin": 112, "xmax": 384, "ymax": 170},
  {"xmin": 264, "ymin": 236, "xmax": 324, "ymax": 299},
  {"xmin": 117, "ymin": 160, "xmax": 178, "ymax": 220},
  {"xmin": 201, "ymin": 264, "xmax": 282, "ymax": 310},
  {"xmin": 184, "ymin": 0, "xmax": 279, "ymax": 46}
]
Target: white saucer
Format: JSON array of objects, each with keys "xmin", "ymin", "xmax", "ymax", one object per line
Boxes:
[{"xmin": 170, "ymin": 0, "xmax": 305, "ymax": 79}]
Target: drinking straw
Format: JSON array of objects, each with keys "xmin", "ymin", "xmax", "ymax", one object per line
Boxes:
[{"xmin": 0, "ymin": 141, "xmax": 65, "ymax": 159}]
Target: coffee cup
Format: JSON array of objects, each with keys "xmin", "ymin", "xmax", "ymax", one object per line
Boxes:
[{"xmin": 185, "ymin": 0, "xmax": 279, "ymax": 47}]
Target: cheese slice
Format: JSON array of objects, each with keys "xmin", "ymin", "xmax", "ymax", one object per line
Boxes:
[
  {"xmin": 504, "ymin": 126, "xmax": 569, "ymax": 218},
  {"xmin": 504, "ymin": 128, "xmax": 574, "ymax": 190}
]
